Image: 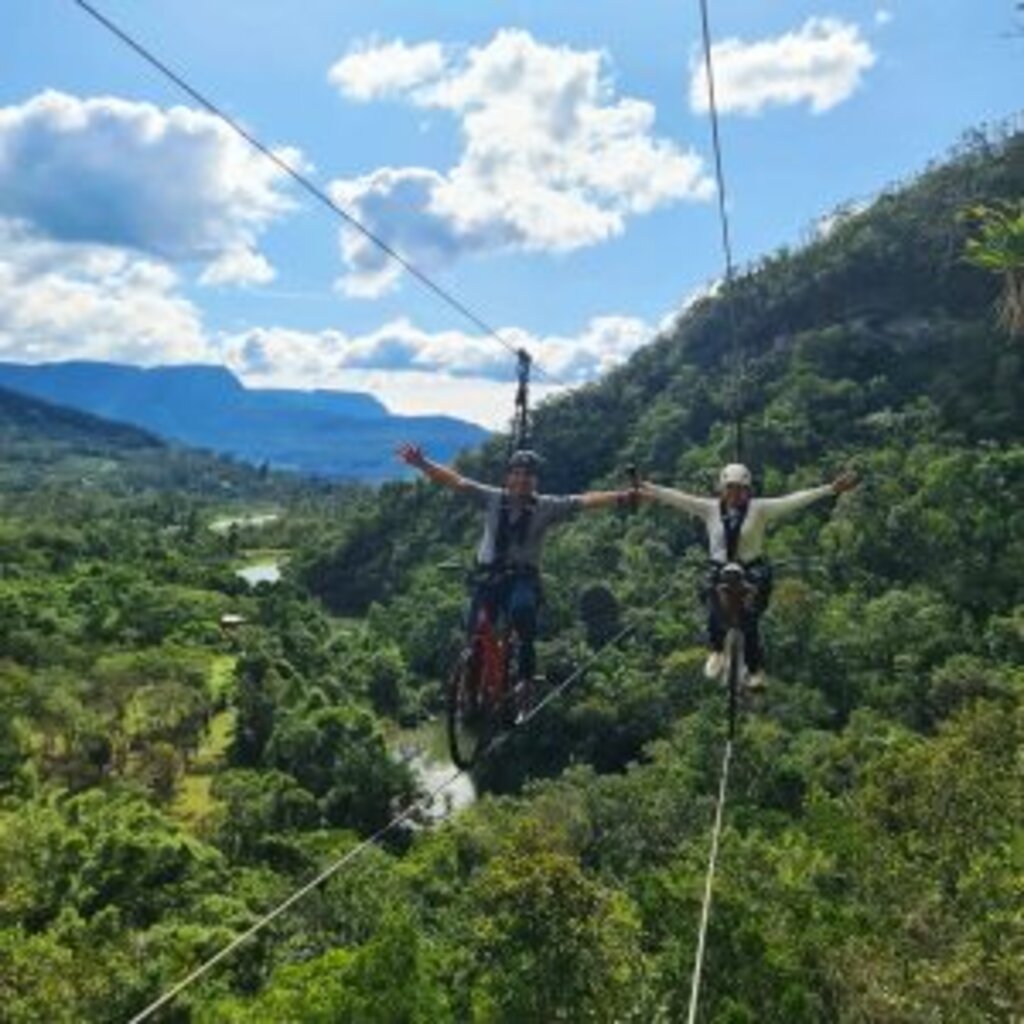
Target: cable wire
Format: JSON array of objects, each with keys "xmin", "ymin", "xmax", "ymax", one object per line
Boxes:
[
  {"xmin": 685, "ymin": 735, "xmax": 733, "ymax": 1024},
  {"xmin": 126, "ymin": 582, "xmax": 679, "ymax": 1022},
  {"xmin": 69, "ymin": 0, "xmax": 567, "ymax": 387},
  {"xmin": 127, "ymin": 763, "xmax": 462, "ymax": 1024},
  {"xmin": 696, "ymin": 0, "xmax": 745, "ymax": 462}
]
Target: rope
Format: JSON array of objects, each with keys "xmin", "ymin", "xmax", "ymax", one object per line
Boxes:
[
  {"xmin": 685, "ymin": 735, "xmax": 733, "ymax": 1024},
  {"xmin": 126, "ymin": 583, "xmax": 679, "ymax": 1022},
  {"xmin": 696, "ymin": 0, "xmax": 745, "ymax": 463},
  {"xmin": 68, "ymin": 0, "xmax": 567, "ymax": 388}
]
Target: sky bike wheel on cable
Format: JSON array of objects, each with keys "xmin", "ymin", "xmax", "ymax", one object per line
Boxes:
[
  {"xmin": 724, "ymin": 627, "xmax": 744, "ymax": 738},
  {"xmin": 447, "ymin": 644, "xmax": 489, "ymax": 769}
]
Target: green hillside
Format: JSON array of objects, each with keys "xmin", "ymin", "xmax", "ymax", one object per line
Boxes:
[
  {"xmin": 0, "ymin": 128, "xmax": 1021, "ymax": 1022},
  {"xmin": 0, "ymin": 383, "xmax": 313, "ymax": 503}
]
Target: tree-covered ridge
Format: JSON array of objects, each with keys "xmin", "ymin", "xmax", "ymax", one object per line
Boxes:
[
  {"xmin": 0, "ymin": 382, "xmax": 325, "ymax": 503},
  {"xmin": 0, "ymin": 128, "xmax": 1021, "ymax": 1021}
]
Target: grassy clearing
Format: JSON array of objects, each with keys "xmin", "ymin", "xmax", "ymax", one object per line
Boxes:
[{"xmin": 172, "ymin": 706, "xmax": 236, "ymax": 832}]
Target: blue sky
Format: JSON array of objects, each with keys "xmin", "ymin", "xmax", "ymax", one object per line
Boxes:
[{"xmin": 1, "ymin": 1, "xmax": 1020, "ymax": 426}]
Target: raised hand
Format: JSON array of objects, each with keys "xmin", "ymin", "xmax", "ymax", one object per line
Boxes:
[
  {"xmin": 832, "ymin": 469, "xmax": 860, "ymax": 494},
  {"xmin": 396, "ymin": 442, "xmax": 427, "ymax": 469}
]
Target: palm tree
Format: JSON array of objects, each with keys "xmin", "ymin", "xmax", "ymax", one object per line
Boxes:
[{"xmin": 963, "ymin": 201, "xmax": 1024, "ymax": 337}]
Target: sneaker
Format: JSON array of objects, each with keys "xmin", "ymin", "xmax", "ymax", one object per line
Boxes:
[
  {"xmin": 511, "ymin": 679, "xmax": 533, "ymax": 725},
  {"xmin": 704, "ymin": 651, "xmax": 725, "ymax": 679},
  {"xmin": 745, "ymin": 671, "xmax": 767, "ymax": 692}
]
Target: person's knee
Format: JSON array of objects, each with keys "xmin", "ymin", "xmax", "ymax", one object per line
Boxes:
[
  {"xmin": 510, "ymin": 604, "xmax": 537, "ymax": 640},
  {"xmin": 509, "ymin": 589, "xmax": 540, "ymax": 634}
]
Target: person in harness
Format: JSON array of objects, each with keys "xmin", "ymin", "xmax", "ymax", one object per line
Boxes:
[
  {"xmin": 397, "ymin": 443, "xmax": 633, "ymax": 704},
  {"xmin": 642, "ymin": 463, "xmax": 858, "ymax": 690}
]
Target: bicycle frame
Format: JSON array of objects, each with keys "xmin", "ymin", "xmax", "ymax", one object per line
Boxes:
[
  {"xmin": 447, "ymin": 578, "xmax": 521, "ymax": 769},
  {"xmin": 470, "ymin": 601, "xmax": 514, "ymax": 710},
  {"xmin": 714, "ymin": 562, "xmax": 759, "ymax": 733}
]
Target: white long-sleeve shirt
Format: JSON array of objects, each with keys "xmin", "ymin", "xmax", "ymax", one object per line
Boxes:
[{"xmin": 645, "ymin": 482, "xmax": 835, "ymax": 563}]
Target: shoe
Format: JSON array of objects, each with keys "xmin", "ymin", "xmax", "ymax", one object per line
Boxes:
[
  {"xmin": 704, "ymin": 651, "xmax": 725, "ymax": 679},
  {"xmin": 745, "ymin": 671, "xmax": 767, "ymax": 692},
  {"xmin": 511, "ymin": 679, "xmax": 533, "ymax": 725}
]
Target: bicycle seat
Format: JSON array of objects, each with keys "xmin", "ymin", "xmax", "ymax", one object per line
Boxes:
[{"xmin": 719, "ymin": 562, "xmax": 746, "ymax": 586}]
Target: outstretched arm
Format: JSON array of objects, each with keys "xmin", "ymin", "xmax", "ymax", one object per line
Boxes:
[
  {"xmin": 760, "ymin": 470, "xmax": 860, "ymax": 520},
  {"xmin": 578, "ymin": 489, "xmax": 648, "ymax": 510},
  {"xmin": 639, "ymin": 481, "xmax": 715, "ymax": 518},
  {"xmin": 396, "ymin": 443, "xmax": 478, "ymax": 493}
]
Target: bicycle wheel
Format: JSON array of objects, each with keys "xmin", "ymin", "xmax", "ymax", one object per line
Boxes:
[
  {"xmin": 724, "ymin": 627, "xmax": 744, "ymax": 737},
  {"xmin": 447, "ymin": 645, "xmax": 489, "ymax": 769}
]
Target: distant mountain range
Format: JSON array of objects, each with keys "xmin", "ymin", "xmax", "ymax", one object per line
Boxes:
[
  {"xmin": 0, "ymin": 383, "xmax": 296, "ymax": 497},
  {"xmin": 0, "ymin": 361, "xmax": 489, "ymax": 480}
]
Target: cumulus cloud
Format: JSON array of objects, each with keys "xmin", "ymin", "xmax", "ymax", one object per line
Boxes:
[
  {"xmin": 199, "ymin": 246, "xmax": 276, "ymax": 287},
  {"xmin": 0, "ymin": 208, "xmax": 658, "ymax": 427},
  {"xmin": 0, "ymin": 90, "xmax": 296, "ymax": 283},
  {"xmin": 220, "ymin": 314, "xmax": 656, "ymax": 427},
  {"xmin": 222, "ymin": 313, "xmax": 655, "ymax": 395},
  {"xmin": 0, "ymin": 219, "xmax": 210, "ymax": 364},
  {"xmin": 689, "ymin": 17, "xmax": 876, "ymax": 116},
  {"xmin": 327, "ymin": 30, "xmax": 713, "ymax": 297},
  {"xmin": 328, "ymin": 39, "xmax": 448, "ymax": 100}
]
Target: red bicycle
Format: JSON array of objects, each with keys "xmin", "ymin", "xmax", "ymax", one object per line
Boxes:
[{"xmin": 446, "ymin": 580, "xmax": 521, "ymax": 769}]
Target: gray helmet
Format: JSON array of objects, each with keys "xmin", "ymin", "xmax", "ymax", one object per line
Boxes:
[{"xmin": 506, "ymin": 449, "xmax": 543, "ymax": 473}]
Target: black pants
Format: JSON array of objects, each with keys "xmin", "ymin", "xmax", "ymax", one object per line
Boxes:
[
  {"xmin": 704, "ymin": 561, "xmax": 773, "ymax": 673},
  {"xmin": 467, "ymin": 570, "xmax": 541, "ymax": 682}
]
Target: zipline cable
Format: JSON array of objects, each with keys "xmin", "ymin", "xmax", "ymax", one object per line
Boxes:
[
  {"xmin": 685, "ymin": 735, "xmax": 732, "ymax": 1024},
  {"xmin": 696, "ymin": 0, "xmax": 745, "ymax": 463},
  {"xmin": 69, "ymin": 0, "xmax": 567, "ymax": 388},
  {"xmin": 127, "ymin": 583, "xmax": 680, "ymax": 1023},
  {"xmin": 683, "ymin": 4, "xmax": 743, "ymax": 1020},
  {"xmin": 126, "ymin": 763, "xmax": 462, "ymax": 1024}
]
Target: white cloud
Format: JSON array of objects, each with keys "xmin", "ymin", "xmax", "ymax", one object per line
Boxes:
[
  {"xmin": 0, "ymin": 220, "xmax": 210, "ymax": 364},
  {"xmin": 689, "ymin": 17, "xmax": 876, "ymax": 116},
  {"xmin": 328, "ymin": 39, "xmax": 447, "ymax": 100},
  {"xmin": 0, "ymin": 90, "xmax": 296, "ymax": 282},
  {"xmin": 0, "ymin": 203, "xmax": 659, "ymax": 428},
  {"xmin": 218, "ymin": 312, "xmax": 658, "ymax": 426},
  {"xmin": 199, "ymin": 246, "xmax": 276, "ymax": 287},
  {"xmin": 875, "ymin": 10, "xmax": 894, "ymax": 27},
  {"xmin": 328, "ymin": 30, "xmax": 713, "ymax": 297},
  {"xmin": 223, "ymin": 313, "xmax": 655, "ymax": 388}
]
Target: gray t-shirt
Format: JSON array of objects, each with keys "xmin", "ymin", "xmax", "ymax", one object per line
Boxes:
[{"xmin": 462, "ymin": 481, "xmax": 582, "ymax": 568}]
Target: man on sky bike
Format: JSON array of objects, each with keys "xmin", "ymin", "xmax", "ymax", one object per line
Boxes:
[{"xmin": 397, "ymin": 443, "xmax": 632, "ymax": 707}]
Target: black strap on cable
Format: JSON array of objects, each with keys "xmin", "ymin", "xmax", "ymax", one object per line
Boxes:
[
  {"xmin": 697, "ymin": 0, "xmax": 745, "ymax": 463},
  {"xmin": 510, "ymin": 348, "xmax": 532, "ymax": 453}
]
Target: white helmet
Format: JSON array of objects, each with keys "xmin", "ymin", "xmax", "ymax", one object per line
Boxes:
[{"xmin": 718, "ymin": 463, "xmax": 752, "ymax": 489}]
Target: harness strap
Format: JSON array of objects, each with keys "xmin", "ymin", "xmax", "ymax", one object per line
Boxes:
[
  {"xmin": 495, "ymin": 491, "xmax": 535, "ymax": 566},
  {"xmin": 720, "ymin": 501, "xmax": 748, "ymax": 561}
]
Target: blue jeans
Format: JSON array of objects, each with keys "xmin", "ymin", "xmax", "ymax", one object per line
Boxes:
[{"xmin": 467, "ymin": 570, "xmax": 540, "ymax": 682}]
